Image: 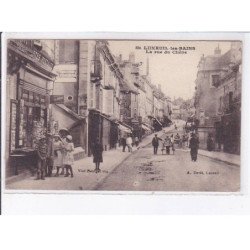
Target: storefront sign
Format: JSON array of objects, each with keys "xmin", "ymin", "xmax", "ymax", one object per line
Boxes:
[
  {"xmin": 50, "ymin": 95, "xmax": 64, "ymax": 104},
  {"xmin": 8, "ymin": 40, "xmax": 54, "ymax": 71}
]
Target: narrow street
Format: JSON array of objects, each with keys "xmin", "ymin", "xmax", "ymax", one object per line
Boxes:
[
  {"xmin": 96, "ymin": 131, "xmax": 240, "ymax": 192},
  {"xmin": 6, "ymin": 124, "xmax": 240, "ymax": 192}
]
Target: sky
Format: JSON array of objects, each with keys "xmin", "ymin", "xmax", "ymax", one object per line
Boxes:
[{"xmin": 108, "ymin": 40, "xmax": 232, "ymax": 100}]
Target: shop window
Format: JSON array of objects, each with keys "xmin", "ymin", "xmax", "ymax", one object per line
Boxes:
[{"xmin": 33, "ymin": 107, "xmax": 41, "ymax": 121}]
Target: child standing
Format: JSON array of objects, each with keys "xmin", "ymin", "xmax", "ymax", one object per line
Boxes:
[
  {"xmin": 36, "ymin": 136, "xmax": 47, "ymax": 180},
  {"xmin": 53, "ymin": 135, "xmax": 63, "ymax": 177},
  {"xmin": 63, "ymin": 135, "xmax": 74, "ymax": 177}
]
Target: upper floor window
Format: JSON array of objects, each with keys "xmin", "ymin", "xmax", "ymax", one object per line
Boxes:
[
  {"xmin": 59, "ymin": 40, "xmax": 79, "ymax": 64},
  {"xmin": 211, "ymin": 74, "xmax": 220, "ymax": 87}
]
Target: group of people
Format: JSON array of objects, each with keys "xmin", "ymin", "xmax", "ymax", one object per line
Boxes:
[
  {"xmin": 152, "ymin": 134, "xmax": 175, "ymax": 155},
  {"xmin": 36, "ymin": 131, "xmax": 75, "ymax": 180},
  {"xmin": 120, "ymin": 134, "xmax": 140, "ymax": 153},
  {"xmin": 151, "ymin": 132, "xmax": 200, "ymax": 162}
]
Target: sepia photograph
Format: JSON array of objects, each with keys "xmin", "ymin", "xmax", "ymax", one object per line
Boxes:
[{"xmin": 3, "ymin": 38, "xmax": 242, "ymax": 192}]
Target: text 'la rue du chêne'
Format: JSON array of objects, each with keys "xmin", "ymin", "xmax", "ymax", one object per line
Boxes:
[{"xmin": 135, "ymin": 45, "xmax": 196, "ymax": 54}]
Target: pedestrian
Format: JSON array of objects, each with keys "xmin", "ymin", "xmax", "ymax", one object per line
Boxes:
[
  {"xmin": 164, "ymin": 136, "xmax": 172, "ymax": 155},
  {"xmin": 35, "ymin": 135, "xmax": 47, "ymax": 180},
  {"xmin": 207, "ymin": 133, "xmax": 214, "ymax": 151},
  {"xmin": 53, "ymin": 135, "xmax": 63, "ymax": 177},
  {"xmin": 121, "ymin": 136, "xmax": 127, "ymax": 152},
  {"xmin": 59, "ymin": 130, "xmax": 68, "ymax": 175},
  {"xmin": 134, "ymin": 136, "xmax": 139, "ymax": 147},
  {"xmin": 126, "ymin": 134, "xmax": 133, "ymax": 152},
  {"xmin": 189, "ymin": 133, "xmax": 199, "ymax": 162},
  {"xmin": 170, "ymin": 135, "xmax": 175, "ymax": 155},
  {"xmin": 152, "ymin": 134, "xmax": 162, "ymax": 155},
  {"xmin": 63, "ymin": 135, "xmax": 74, "ymax": 177},
  {"xmin": 92, "ymin": 138, "xmax": 103, "ymax": 173},
  {"xmin": 46, "ymin": 133, "xmax": 54, "ymax": 177}
]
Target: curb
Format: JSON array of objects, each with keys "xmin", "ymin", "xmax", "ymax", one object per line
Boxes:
[
  {"xmin": 93, "ymin": 152, "xmax": 133, "ymax": 190},
  {"xmin": 198, "ymin": 153, "xmax": 240, "ymax": 167},
  {"xmin": 176, "ymin": 148, "xmax": 240, "ymax": 167}
]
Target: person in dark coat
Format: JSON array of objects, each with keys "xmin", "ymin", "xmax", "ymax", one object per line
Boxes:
[
  {"xmin": 121, "ymin": 136, "xmax": 127, "ymax": 152},
  {"xmin": 189, "ymin": 133, "xmax": 199, "ymax": 162},
  {"xmin": 207, "ymin": 134, "xmax": 214, "ymax": 151},
  {"xmin": 152, "ymin": 134, "xmax": 162, "ymax": 155},
  {"xmin": 45, "ymin": 133, "xmax": 54, "ymax": 177},
  {"xmin": 92, "ymin": 138, "xmax": 103, "ymax": 173}
]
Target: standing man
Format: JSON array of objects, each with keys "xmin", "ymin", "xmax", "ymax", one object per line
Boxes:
[
  {"xmin": 152, "ymin": 134, "xmax": 162, "ymax": 155},
  {"xmin": 189, "ymin": 133, "xmax": 199, "ymax": 162}
]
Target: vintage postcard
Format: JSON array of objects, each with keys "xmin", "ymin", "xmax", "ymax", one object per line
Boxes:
[{"xmin": 2, "ymin": 35, "xmax": 242, "ymax": 192}]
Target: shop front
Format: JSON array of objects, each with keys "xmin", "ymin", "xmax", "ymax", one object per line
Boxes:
[
  {"xmin": 6, "ymin": 40, "xmax": 56, "ymax": 177},
  {"xmin": 88, "ymin": 110, "xmax": 119, "ymax": 156}
]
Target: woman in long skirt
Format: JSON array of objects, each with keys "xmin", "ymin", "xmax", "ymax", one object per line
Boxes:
[
  {"xmin": 92, "ymin": 138, "xmax": 103, "ymax": 173},
  {"xmin": 53, "ymin": 135, "xmax": 63, "ymax": 177},
  {"xmin": 63, "ymin": 135, "xmax": 74, "ymax": 177}
]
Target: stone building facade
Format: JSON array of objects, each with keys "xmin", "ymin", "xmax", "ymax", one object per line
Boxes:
[
  {"xmin": 194, "ymin": 42, "xmax": 242, "ymax": 153},
  {"xmin": 53, "ymin": 40, "xmax": 124, "ymax": 155}
]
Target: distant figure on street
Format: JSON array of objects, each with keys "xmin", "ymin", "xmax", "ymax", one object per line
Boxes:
[
  {"xmin": 126, "ymin": 135, "xmax": 133, "ymax": 152},
  {"xmin": 134, "ymin": 136, "xmax": 139, "ymax": 147},
  {"xmin": 63, "ymin": 135, "xmax": 74, "ymax": 177},
  {"xmin": 152, "ymin": 134, "xmax": 162, "ymax": 155},
  {"xmin": 207, "ymin": 133, "xmax": 214, "ymax": 151},
  {"xmin": 36, "ymin": 136, "xmax": 47, "ymax": 180},
  {"xmin": 189, "ymin": 133, "xmax": 199, "ymax": 162},
  {"xmin": 121, "ymin": 136, "xmax": 127, "ymax": 152},
  {"xmin": 170, "ymin": 135, "xmax": 175, "ymax": 154},
  {"xmin": 92, "ymin": 138, "xmax": 103, "ymax": 173},
  {"xmin": 164, "ymin": 136, "xmax": 172, "ymax": 155}
]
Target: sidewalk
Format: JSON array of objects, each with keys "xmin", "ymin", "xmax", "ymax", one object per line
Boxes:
[
  {"xmin": 198, "ymin": 149, "xmax": 240, "ymax": 167},
  {"xmin": 6, "ymin": 147, "xmax": 131, "ymax": 190},
  {"xmin": 6, "ymin": 126, "xmax": 175, "ymax": 191},
  {"xmin": 178, "ymin": 146, "xmax": 240, "ymax": 167}
]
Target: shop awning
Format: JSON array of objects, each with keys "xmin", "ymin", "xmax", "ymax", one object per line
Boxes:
[
  {"xmin": 143, "ymin": 122, "xmax": 154, "ymax": 130},
  {"xmin": 118, "ymin": 124, "xmax": 132, "ymax": 133},
  {"xmin": 141, "ymin": 124, "xmax": 151, "ymax": 131},
  {"xmin": 154, "ymin": 117, "xmax": 162, "ymax": 126}
]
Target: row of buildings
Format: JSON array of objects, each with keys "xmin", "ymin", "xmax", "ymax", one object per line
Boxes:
[
  {"xmin": 194, "ymin": 42, "xmax": 242, "ymax": 154},
  {"xmin": 6, "ymin": 39, "xmax": 173, "ymax": 177}
]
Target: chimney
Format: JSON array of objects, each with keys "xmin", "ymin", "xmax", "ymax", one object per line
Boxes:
[
  {"xmin": 129, "ymin": 52, "xmax": 135, "ymax": 63},
  {"xmin": 214, "ymin": 44, "xmax": 221, "ymax": 56},
  {"xmin": 119, "ymin": 54, "xmax": 122, "ymax": 62}
]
